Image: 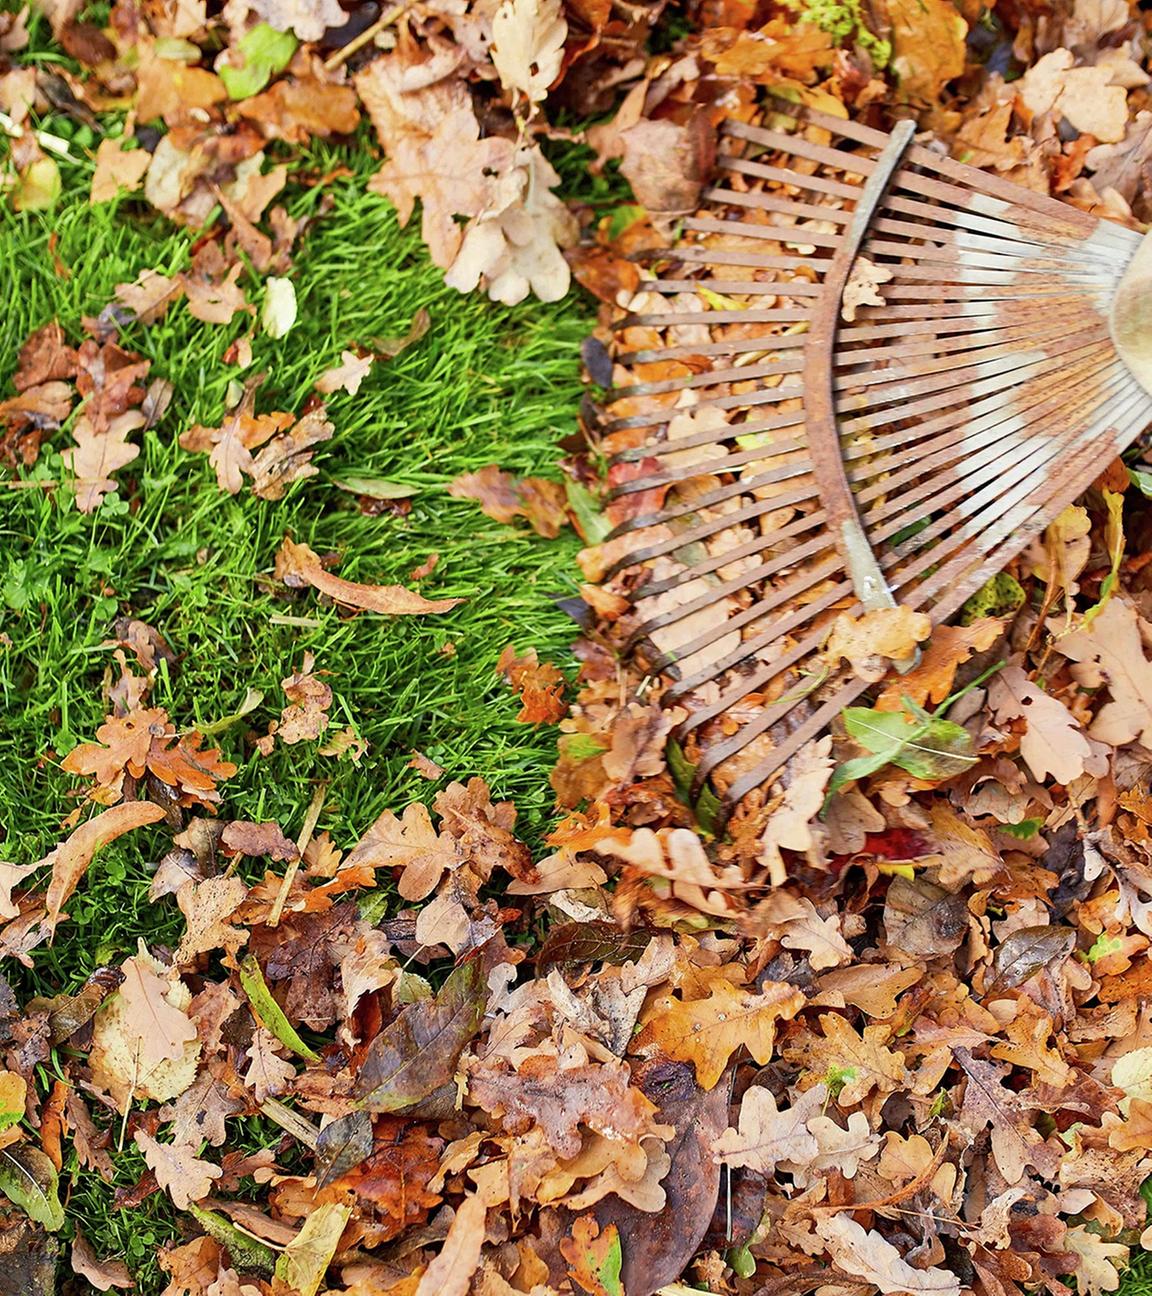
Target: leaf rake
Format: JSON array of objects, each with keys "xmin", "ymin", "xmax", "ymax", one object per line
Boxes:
[{"xmin": 595, "ymin": 99, "xmax": 1152, "ymax": 829}]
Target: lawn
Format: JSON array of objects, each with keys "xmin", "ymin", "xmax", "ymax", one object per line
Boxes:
[{"xmin": 0, "ymin": 110, "xmax": 592, "ymax": 1284}]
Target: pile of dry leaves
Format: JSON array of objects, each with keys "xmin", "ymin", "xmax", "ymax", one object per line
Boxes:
[{"xmin": 8, "ymin": 0, "xmax": 1152, "ymax": 1292}]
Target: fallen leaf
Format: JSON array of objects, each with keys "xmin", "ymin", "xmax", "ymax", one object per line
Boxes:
[
  {"xmin": 636, "ymin": 980, "xmax": 805, "ymax": 1089},
  {"xmin": 315, "ymin": 351, "xmax": 373, "ymax": 396},
  {"xmin": 876, "ymin": 619, "xmax": 1002, "ymax": 712},
  {"xmin": 491, "ymin": 0, "xmax": 567, "ymax": 102},
  {"xmin": 43, "ymin": 801, "xmax": 166, "ymax": 934},
  {"xmin": 357, "ymin": 959, "xmax": 485, "ymax": 1111},
  {"xmin": 560, "ymin": 1216, "xmax": 623, "ymax": 1296},
  {"xmin": 815, "ymin": 1214, "xmax": 960, "ymax": 1296},
  {"xmin": 272, "ymin": 1201, "xmax": 351, "ymax": 1296},
  {"xmin": 449, "ymin": 465, "xmax": 569, "ymax": 538},
  {"xmin": 88, "ymin": 949, "xmax": 200, "ymax": 1104},
  {"xmin": 90, "ymin": 138, "xmax": 151, "ymax": 204},
  {"xmin": 134, "ymin": 1130, "xmax": 221, "ymax": 1211},
  {"xmin": 274, "ymin": 537, "xmax": 463, "ymax": 615},
  {"xmin": 711, "ymin": 1083, "xmax": 824, "ymax": 1173},
  {"xmin": 1059, "ymin": 598, "xmax": 1152, "ymax": 747},
  {"xmin": 70, "ymin": 1228, "xmax": 133, "ymax": 1290}
]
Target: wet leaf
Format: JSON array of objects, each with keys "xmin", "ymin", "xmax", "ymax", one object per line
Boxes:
[
  {"xmin": 0, "ymin": 1145, "xmax": 65, "ymax": 1231},
  {"xmin": 356, "ymin": 959, "xmax": 485, "ymax": 1111},
  {"xmin": 315, "ymin": 1110, "xmax": 374, "ymax": 1186}
]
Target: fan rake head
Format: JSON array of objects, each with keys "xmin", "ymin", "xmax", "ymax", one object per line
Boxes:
[{"xmin": 595, "ymin": 99, "xmax": 1152, "ymax": 830}]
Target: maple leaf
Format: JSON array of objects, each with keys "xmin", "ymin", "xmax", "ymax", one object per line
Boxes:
[
  {"xmin": 815, "ymin": 1214, "xmax": 961, "ymax": 1296},
  {"xmin": 497, "ymin": 645, "xmax": 567, "ymax": 724},
  {"xmin": 636, "ymin": 979, "xmax": 805, "ymax": 1089},
  {"xmin": 1059, "ymin": 597, "xmax": 1152, "ymax": 747},
  {"xmin": 274, "ymin": 537, "xmax": 463, "ymax": 615},
  {"xmin": 712, "ymin": 1083, "xmax": 824, "ymax": 1173},
  {"xmin": 134, "ymin": 1130, "xmax": 221, "ymax": 1211}
]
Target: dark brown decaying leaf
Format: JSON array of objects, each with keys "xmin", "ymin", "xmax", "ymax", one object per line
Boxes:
[
  {"xmin": 356, "ymin": 959, "xmax": 486, "ymax": 1112},
  {"xmin": 986, "ymin": 925, "xmax": 1077, "ymax": 994}
]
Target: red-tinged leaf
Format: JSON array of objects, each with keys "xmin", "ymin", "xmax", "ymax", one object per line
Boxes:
[{"xmin": 355, "ymin": 959, "xmax": 485, "ymax": 1112}]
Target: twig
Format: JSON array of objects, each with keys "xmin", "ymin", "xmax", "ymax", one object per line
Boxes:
[
  {"xmin": 259, "ymin": 1097, "xmax": 320, "ymax": 1150},
  {"xmin": 322, "ymin": 0, "xmax": 412, "ymax": 71},
  {"xmin": 267, "ymin": 781, "xmax": 328, "ymax": 928}
]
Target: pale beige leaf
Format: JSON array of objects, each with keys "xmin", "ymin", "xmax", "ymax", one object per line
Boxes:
[
  {"xmin": 815, "ymin": 1214, "xmax": 961, "ymax": 1296},
  {"xmin": 988, "ymin": 666, "xmax": 1093, "ymax": 784},
  {"xmin": 174, "ymin": 876, "xmax": 249, "ymax": 965},
  {"xmin": 712, "ymin": 1083, "xmax": 824, "ymax": 1172},
  {"xmin": 134, "ymin": 1129, "xmax": 221, "ymax": 1210},
  {"xmin": 1059, "ymin": 598, "xmax": 1152, "ymax": 747},
  {"xmin": 1065, "ymin": 1225, "xmax": 1128, "ymax": 1296},
  {"xmin": 491, "ymin": 0, "xmax": 567, "ymax": 102}
]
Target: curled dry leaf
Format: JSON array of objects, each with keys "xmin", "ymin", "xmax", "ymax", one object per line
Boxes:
[
  {"xmin": 448, "ymin": 465, "xmax": 569, "ymax": 538},
  {"xmin": 274, "ymin": 537, "xmax": 463, "ymax": 615},
  {"xmin": 42, "ymin": 801, "xmax": 166, "ymax": 935}
]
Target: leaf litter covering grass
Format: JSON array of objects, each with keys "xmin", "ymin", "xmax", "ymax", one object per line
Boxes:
[
  {"xmin": 7, "ymin": 0, "xmax": 1152, "ymax": 1295},
  {"xmin": 0, "ymin": 140, "xmax": 593, "ymax": 1292}
]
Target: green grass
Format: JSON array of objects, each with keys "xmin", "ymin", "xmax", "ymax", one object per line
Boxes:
[{"xmin": 1, "ymin": 111, "xmax": 593, "ymax": 1287}]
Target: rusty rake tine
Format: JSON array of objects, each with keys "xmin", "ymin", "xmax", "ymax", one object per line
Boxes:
[
  {"xmin": 917, "ymin": 390, "xmax": 1152, "ymax": 622},
  {"xmin": 862, "ymin": 237, "xmax": 1117, "ymax": 273},
  {"xmin": 885, "ymin": 384, "xmax": 1148, "ymax": 590},
  {"xmin": 681, "ymin": 216, "xmax": 843, "ymax": 250},
  {"xmin": 630, "ymin": 531, "xmax": 836, "ymax": 658},
  {"xmin": 668, "ymin": 572, "xmax": 849, "ymax": 701},
  {"xmin": 704, "ymin": 186, "xmax": 854, "ymax": 225},
  {"xmin": 617, "ymin": 308, "xmax": 811, "ymax": 330},
  {"xmin": 717, "ymin": 154, "xmax": 862, "ymax": 200},
  {"xmin": 602, "ymin": 478, "xmax": 819, "ymax": 578},
  {"xmin": 610, "ymin": 356, "xmax": 804, "ymax": 400},
  {"xmin": 850, "ymin": 352, "xmax": 1119, "ymax": 508},
  {"xmin": 839, "ymin": 326, "xmax": 1109, "ymax": 401},
  {"xmin": 611, "ymin": 442, "xmax": 813, "ymax": 498},
  {"xmin": 880, "ymin": 258, "xmax": 1117, "ymax": 286},
  {"xmin": 715, "ymin": 681, "xmax": 875, "ymax": 821},
  {"xmin": 842, "ymin": 346, "xmax": 1118, "ymax": 473},
  {"xmin": 616, "ymin": 335, "xmax": 809, "ymax": 366},
  {"xmin": 634, "ymin": 508, "xmax": 830, "ymax": 602},
  {"xmin": 835, "ymin": 335, "xmax": 1111, "ymax": 432},
  {"xmin": 645, "ymin": 279, "xmax": 824, "ymax": 296},
  {"xmin": 606, "ymin": 447, "xmax": 813, "ymax": 524},
  {"xmin": 891, "ymin": 386, "xmax": 1151, "ymax": 609},
  {"xmin": 611, "ymin": 417, "xmax": 807, "ymax": 466},
  {"xmin": 836, "ymin": 317, "xmax": 1105, "ymax": 370},
  {"xmin": 642, "ymin": 246, "xmax": 826, "ymax": 272},
  {"xmin": 865, "ymin": 367, "xmax": 1131, "ymax": 547},
  {"xmin": 604, "ymin": 382, "xmax": 806, "ymax": 434}
]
